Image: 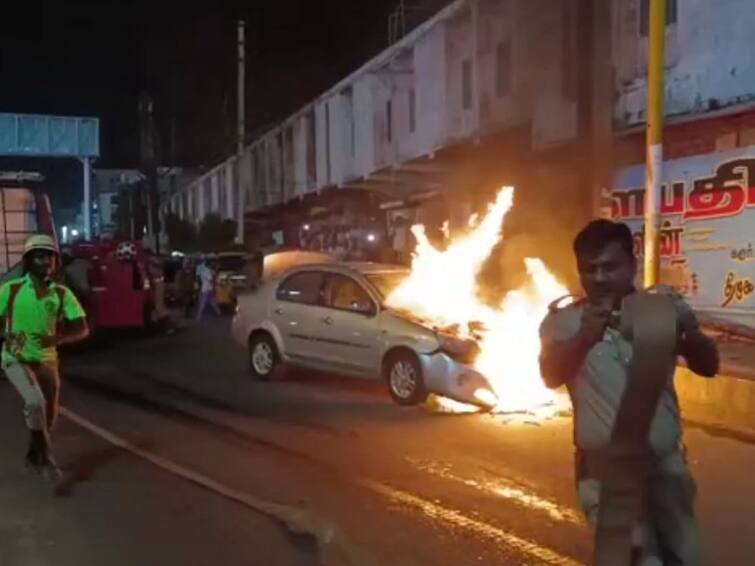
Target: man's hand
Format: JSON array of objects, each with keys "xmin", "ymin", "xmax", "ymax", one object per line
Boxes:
[
  {"xmin": 31, "ymin": 333, "xmax": 57, "ymax": 348},
  {"xmin": 539, "ymin": 299, "xmax": 611, "ymax": 390},
  {"xmin": 579, "ymin": 299, "xmax": 613, "ymax": 345},
  {"xmin": 679, "ymin": 329, "xmax": 719, "ymax": 377}
]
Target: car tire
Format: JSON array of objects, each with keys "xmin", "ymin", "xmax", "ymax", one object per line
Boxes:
[
  {"xmin": 248, "ymin": 332, "xmax": 279, "ymax": 381},
  {"xmin": 384, "ymin": 350, "xmax": 427, "ymax": 406}
]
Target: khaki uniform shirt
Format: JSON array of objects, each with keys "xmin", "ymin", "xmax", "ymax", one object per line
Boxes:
[{"xmin": 539, "ymin": 290, "xmax": 694, "ymax": 457}]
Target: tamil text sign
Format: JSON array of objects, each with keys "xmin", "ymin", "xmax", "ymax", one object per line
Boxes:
[{"xmin": 613, "ymin": 146, "xmax": 755, "ymax": 324}]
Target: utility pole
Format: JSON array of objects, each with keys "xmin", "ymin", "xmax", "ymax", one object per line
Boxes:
[
  {"xmin": 81, "ymin": 157, "xmax": 92, "ymax": 239},
  {"xmin": 644, "ymin": 0, "xmax": 666, "ymax": 287},
  {"xmin": 236, "ymin": 19, "xmax": 246, "ymax": 244},
  {"xmin": 139, "ymin": 90, "xmax": 161, "ymax": 253},
  {"xmin": 576, "ymin": 0, "xmax": 613, "ymax": 227}
]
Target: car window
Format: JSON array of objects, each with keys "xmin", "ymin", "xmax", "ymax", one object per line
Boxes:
[
  {"xmin": 276, "ymin": 271, "xmax": 324, "ymax": 305},
  {"xmin": 323, "ymin": 274, "xmax": 375, "ymax": 314}
]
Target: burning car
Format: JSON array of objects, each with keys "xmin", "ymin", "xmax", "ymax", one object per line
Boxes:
[{"xmin": 231, "ymin": 261, "xmax": 498, "ymax": 410}]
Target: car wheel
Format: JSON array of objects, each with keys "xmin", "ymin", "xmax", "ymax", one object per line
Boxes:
[
  {"xmin": 249, "ymin": 333, "xmax": 279, "ymax": 381},
  {"xmin": 384, "ymin": 350, "xmax": 427, "ymax": 406}
]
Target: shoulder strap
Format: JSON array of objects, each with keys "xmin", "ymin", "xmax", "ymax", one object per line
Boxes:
[
  {"xmin": 592, "ymin": 292, "xmax": 678, "ymax": 566},
  {"xmin": 6, "ymin": 282, "xmax": 24, "ymax": 331},
  {"xmin": 54, "ymin": 286, "xmax": 66, "ymax": 320},
  {"xmin": 612, "ymin": 292, "xmax": 677, "ymax": 445}
]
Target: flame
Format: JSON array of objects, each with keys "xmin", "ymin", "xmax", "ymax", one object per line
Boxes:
[{"xmin": 385, "ymin": 187, "xmax": 569, "ymax": 415}]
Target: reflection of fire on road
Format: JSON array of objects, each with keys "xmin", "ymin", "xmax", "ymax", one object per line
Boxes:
[{"xmin": 385, "ymin": 187, "xmax": 569, "ymax": 415}]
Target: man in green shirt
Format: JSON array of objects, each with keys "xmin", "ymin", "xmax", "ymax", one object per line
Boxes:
[{"xmin": 0, "ymin": 234, "xmax": 89, "ymax": 481}]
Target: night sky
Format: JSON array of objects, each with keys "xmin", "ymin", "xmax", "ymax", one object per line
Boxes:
[{"xmin": 1, "ymin": 0, "xmax": 447, "ymax": 206}]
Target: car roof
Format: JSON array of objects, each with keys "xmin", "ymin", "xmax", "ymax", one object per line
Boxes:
[
  {"xmin": 345, "ymin": 262, "xmax": 409, "ymax": 275},
  {"xmin": 275, "ymin": 261, "xmax": 408, "ymax": 280}
]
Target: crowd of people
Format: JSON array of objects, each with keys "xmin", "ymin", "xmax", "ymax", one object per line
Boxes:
[{"xmin": 298, "ymin": 225, "xmax": 392, "ymax": 263}]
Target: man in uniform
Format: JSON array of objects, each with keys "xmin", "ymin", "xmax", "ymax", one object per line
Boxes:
[
  {"xmin": 0, "ymin": 234, "xmax": 89, "ymax": 481},
  {"xmin": 539, "ymin": 220, "xmax": 718, "ymax": 565}
]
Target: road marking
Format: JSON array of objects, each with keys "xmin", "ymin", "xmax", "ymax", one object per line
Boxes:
[
  {"xmin": 59, "ymin": 407, "xmax": 373, "ymax": 566},
  {"xmin": 61, "ymin": 392, "xmax": 583, "ymax": 565},
  {"xmin": 362, "ymin": 480, "xmax": 583, "ymax": 566},
  {"xmin": 408, "ymin": 458, "xmax": 584, "ymax": 525}
]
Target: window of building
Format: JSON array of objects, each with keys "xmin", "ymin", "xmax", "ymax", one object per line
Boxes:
[
  {"xmin": 306, "ymin": 110, "xmax": 317, "ymax": 185},
  {"xmin": 561, "ymin": 1, "xmax": 577, "ymax": 102},
  {"xmin": 462, "ymin": 58, "xmax": 473, "ymax": 110},
  {"xmin": 386, "ymin": 100, "xmax": 393, "ymax": 142},
  {"xmin": 219, "ymin": 177, "xmax": 227, "ymax": 214},
  {"xmin": 640, "ymin": 0, "xmax": 678, "ymax": 36},
  {"xmin": 408, "ymin": 89, "xmax": 416, "ymax": 133},
  {"xmin": 325, "ymin": 102, "xmax": 332, "ymax": 180},
  {"xmin": 276, "ymin": 271, "xmax": 325, "ymax": 305},
  {"xmin": 495, "ymin": 40, "xmax": 512, "ymax": 97},
  {"xmin": 341, "ymin": 87, "xmax": 355, "ymax": 156},
  {"xmin": 204, "ymin": 180, "xmax": 211, "ymax": 213}
]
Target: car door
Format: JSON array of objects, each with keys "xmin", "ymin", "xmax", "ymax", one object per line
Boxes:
[
  {"xmin": 310, "ymin": 273, "xmax": 382, "ymax": 377},
  {"xmin": 272, "ymin": 270, "xmax": 326, "ymax": 364}
]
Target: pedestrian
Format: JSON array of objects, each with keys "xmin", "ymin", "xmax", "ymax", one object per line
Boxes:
[
  {"xmin": 0, "ymin": 234, "xmax": 89, "ymax": 481},
  {"xmin": 195, "ymin": 258, "xmax": 221, "ymax": 321},
  {"xmin": 176, "ymin": 259, "xmax": 196, "ymax": 318},
  {"xmin": 539, "ymin": 219, "xmax": 719, "ymax": 566}
]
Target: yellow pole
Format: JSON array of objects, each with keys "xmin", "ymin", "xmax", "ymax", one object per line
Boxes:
[{"xmin": 644, "ymin": 0, "xmax": 666, "ymax": 287}]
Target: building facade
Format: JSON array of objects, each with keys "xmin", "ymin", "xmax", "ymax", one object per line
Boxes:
[
  {"xmin": 173, "ymin": 0, "xmax": 755, "ymax": 325},
  {"xmin": 609, "ymin": 0, "xmax": 755, "ymax": 326},
  {"xmin": 171, "ymin": 0, "xmax": 586, "ymax": 229}
]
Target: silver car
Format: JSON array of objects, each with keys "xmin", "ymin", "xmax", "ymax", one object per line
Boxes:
[{"xmin": 231, "ymin": 261, "xmax": 498, "ymax": 409}]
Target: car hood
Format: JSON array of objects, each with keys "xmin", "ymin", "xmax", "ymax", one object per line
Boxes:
[{"xmin": 385, "ymin": 307, "xmax": 482, "ymax": 342}]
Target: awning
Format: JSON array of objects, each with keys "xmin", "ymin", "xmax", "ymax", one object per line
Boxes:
[{"xmin": 379, "ymin": 189, "xmax": 441, "ymax": 210}]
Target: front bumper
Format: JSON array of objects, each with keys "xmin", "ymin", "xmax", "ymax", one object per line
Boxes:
[
  {"xmin": 418, "ymin": 351, "xmax": 498, "ymax": 410},
  {"xmin": 230, "ymin": 314, "xmax": 247, "ymax": 347}
]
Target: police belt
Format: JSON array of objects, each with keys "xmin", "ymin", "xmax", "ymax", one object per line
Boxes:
[{"xmin": 585, "ymin": 291, "xmax": 678, "ymax": 566}]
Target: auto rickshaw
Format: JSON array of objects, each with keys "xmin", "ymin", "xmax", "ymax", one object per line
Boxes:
[{"xmin": 213, "ymin": 251, "xmax": 249, "ymax": 310}]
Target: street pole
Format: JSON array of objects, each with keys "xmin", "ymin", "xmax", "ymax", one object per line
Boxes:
[
  {"xmin": 139, "ymin": 91, "xmax": 160, "ymax": 253},
  {"xmin": 81, "ymin": 157, "xmax": 92, "ymax": 240},
  {"xmin": 644, "ymin": 0, "xmax": 666, "ymax": 287},
  {"xmin": 236, "ymin": 19, "xmax": 246, "ymax": 244}
]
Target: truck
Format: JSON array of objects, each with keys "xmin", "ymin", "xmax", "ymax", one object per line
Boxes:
[
  {"xmin": 0, "ymin": 186, "xmax": 57, "ymax": 278},
  {"xmin": 0, "ymin": 185, "xmax": 158, "ymax": 334}
]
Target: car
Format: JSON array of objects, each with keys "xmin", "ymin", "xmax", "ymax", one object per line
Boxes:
[{"xmin": 231, "ymin": 260, "xmax": 498, "ymax": 410}]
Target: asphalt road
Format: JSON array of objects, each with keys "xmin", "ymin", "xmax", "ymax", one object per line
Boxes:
[{"xmin": 4, "ymin": 316, "xmax": 754, "ymax": 565}]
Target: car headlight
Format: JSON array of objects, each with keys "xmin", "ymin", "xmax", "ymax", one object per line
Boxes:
[
  {"xmin": 437, "ymin": 333, "xmax": 480, "ymax": 364},
  {"xmin": 473, "ymin": 388, "xmax": 498, "ymax": 409}
]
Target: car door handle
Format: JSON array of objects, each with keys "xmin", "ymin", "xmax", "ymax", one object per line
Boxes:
[{"xmin": 321, "ymin": 316, "xmax": 334, "ymax": 325}]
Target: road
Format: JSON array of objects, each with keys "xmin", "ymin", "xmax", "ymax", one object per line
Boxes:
[{"xmin": 3, "ymin": 316, "xmax": 754, "ymax": 565}]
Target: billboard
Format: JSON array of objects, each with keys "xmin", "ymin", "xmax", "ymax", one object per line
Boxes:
[
  {"xmin": 0, "ymin": 113, "xmax": 99, "ymax": 158},
  {"xmin": 612, "ymin": 146, "xmax": 755, "ymax": 326}
]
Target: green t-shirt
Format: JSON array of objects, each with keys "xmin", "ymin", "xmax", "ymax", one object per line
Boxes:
[{"xmin": 0, "ymin": 275, "xmax": 86, "ymax": 363}]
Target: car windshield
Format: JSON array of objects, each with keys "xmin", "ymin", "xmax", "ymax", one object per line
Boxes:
[{"xmin": 365, "ymin": 271, "xmax": 409, "ymax": 299}]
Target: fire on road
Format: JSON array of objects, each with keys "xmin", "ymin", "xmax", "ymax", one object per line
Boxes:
[{"xmin": 386, "ymin": 186, "xmax": 569, "ymax": 414}]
